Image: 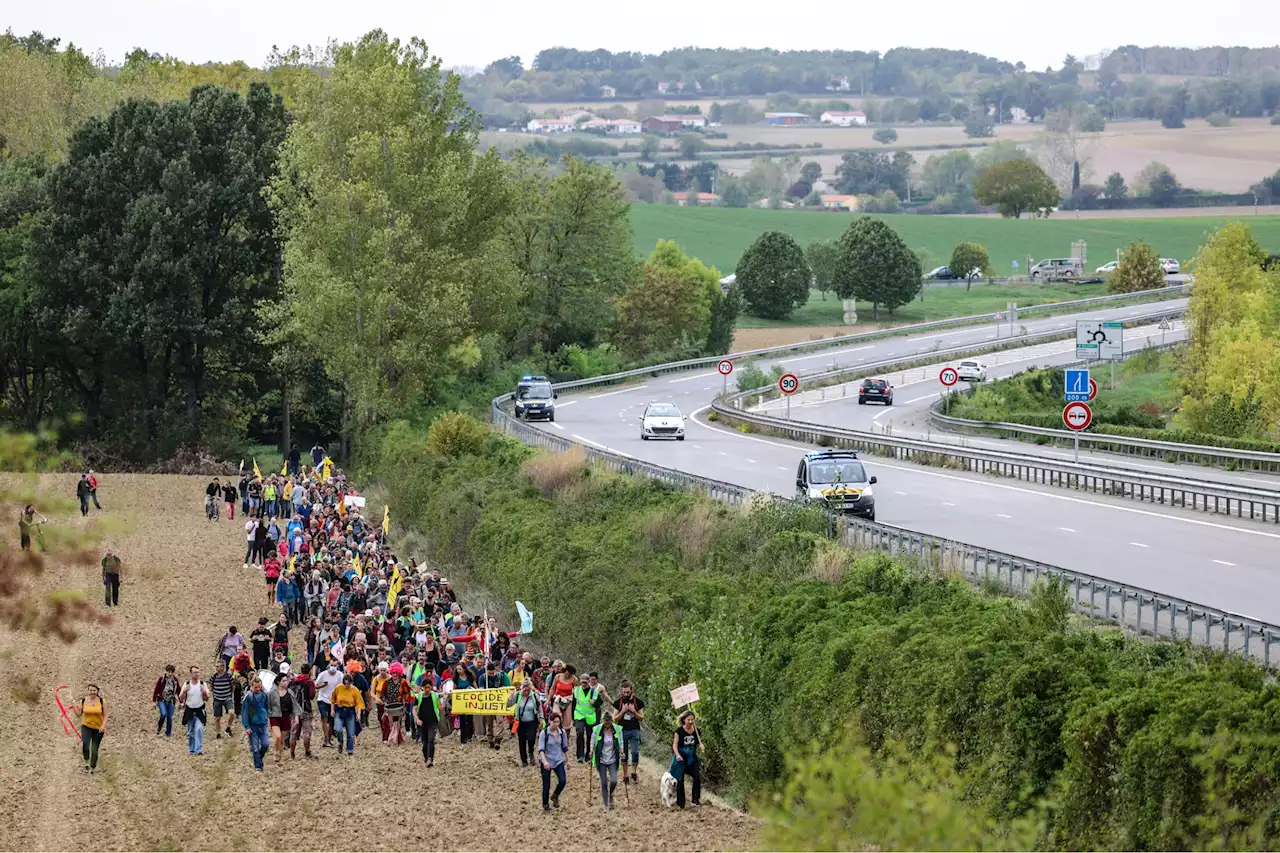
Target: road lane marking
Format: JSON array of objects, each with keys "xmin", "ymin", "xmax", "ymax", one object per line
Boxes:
[
  {"xmin": 942, "ymin": 501, "xmax": 956, "ymax": 506},
  {"xmin": 686, "ymin": 406, "xmax": 1280, "ymax": 542},
  {"xmin": 589, "ymin": 386, "xmax": 647, "ymax": 399},
  {"xmin": 573, "ymin": 434, "xmax": 608, "ymax": 449},
  {"xmin": 894, "ymin": 491, "xmax": 908, "ymax": 496},
  {"xmin": 551, "ymin": 423, "xmax": 564, "ymax": 431},
  {"xmin": 784, "ymin": 345, "xmax": 875, "ymax": 364},
  {"xmin": 997, "ymin": 513, "xmax": 1011, "ymax": 518},
  {"xmin": 1058, "ymin": 527, "xmax": 1076, "ymax": 533},
  {"xmin": 1129, "ymin": 542, "xmax": 1149, "ymax": 548},
  {"xmin": 747, "ymin": 459, "xmax": 757, "ymax": 464},
  {"xmin": 1214, "ymin": 559, "xmax": 1237, "ymax": 566},
  {"xmin": 872, "ymin": 408, "xmax": 895, "ymax": 421},
  {"xmin": 668, "ymin": 372, "xmax": 717, "ymax": 383},
  {"xmin": 904, "ymin": 393, "xmax": 939, "ymax": 405},
  {"xmin": 556, "ymin": 400, "xmax": 578, "ymax": 407}
]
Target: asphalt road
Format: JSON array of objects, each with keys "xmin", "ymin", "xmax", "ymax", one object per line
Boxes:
[{"xmin": 528, "ymin": 297, "xmax": 1280, "ymax": 621}]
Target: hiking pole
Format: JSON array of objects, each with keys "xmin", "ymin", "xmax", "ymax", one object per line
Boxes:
[{"xmin": 623, "ymin": 766, "xmax": 631, "ymax": 808}]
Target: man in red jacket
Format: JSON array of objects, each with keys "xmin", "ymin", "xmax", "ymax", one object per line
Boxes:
[{"xmin": 289, "ymin": 664, "xmax": 318, "ymax": 758}]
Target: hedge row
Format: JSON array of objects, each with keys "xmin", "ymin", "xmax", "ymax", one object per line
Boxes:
[
  {"xmin": 982, "ymin": 411, "xmax": 1280, "ymax": 455},
  {"xmin": 367, "ymin": 417, "xmax": 1280, "ymax": 848}
]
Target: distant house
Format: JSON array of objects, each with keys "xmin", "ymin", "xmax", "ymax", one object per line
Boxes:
[
  {"xmin": 559, "ymin": 109, "xmax": 595, "ymax": 124},
  {"xmin": 1010, "ymin": 106, "xmax": 1029, "ymax": 124},
  {"xmin": 674, "ymin": 114, "xmax": 707, "ymax": 128},
  {"xmin": 819, "ymin": 194, "xmax": 859, "ymax": 211},
  {"xmin": 671, "ymin": 191, "xmax": 720, "ymax": 206},
  {"xmin": 752, "ymin": 198, "xmax": 797, "ymax": 209},
  {"xmin": 526, "ymin": 118, "xmax": 575, "ymax": 134},
  {"xmin": 642, "ymin": 116, "xmax": 681, "ymax": 134},
  {"xmin": 582, "ymin": 118, "xmax": 642, "ymax": 135},
  {"xmin": 656, "ymin": 81, "xmax": 670, "ymax": 95},
  {"xmin": 765, "ymin": 112, "xmax": 811, "ymax": 126},
  {"xmin": 821, "ymin": 110, "xmax": 867, "ymax": 126},
  {"xmin": 600, "ymin": 85, "xmax": 617, "ymax": 99}
]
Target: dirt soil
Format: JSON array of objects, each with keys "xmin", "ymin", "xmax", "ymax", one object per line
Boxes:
[
  {"xmin": 733, "ymin": 324, "xmax": 879, "ymax": 350},
  {"xmin": 0, "ymin": 474, "xmax": 760, "ymax": 852}
]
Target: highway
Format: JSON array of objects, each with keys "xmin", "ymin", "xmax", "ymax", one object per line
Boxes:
[{"xmin": 526, "ymin": 296, "xmax": 1280, "ymax": 622}]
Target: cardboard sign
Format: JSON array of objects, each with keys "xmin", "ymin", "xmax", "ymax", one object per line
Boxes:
[
  {"xmin": 343, "ymin": 495, "xmax": 366, "ymax": 509},
  {"xmin": 451, "ymin": 687, "xmax": 515, "ymax": 716},
  {"xmin": 669, "ymin": 682, "xmax": 700, "ymax": 708}
]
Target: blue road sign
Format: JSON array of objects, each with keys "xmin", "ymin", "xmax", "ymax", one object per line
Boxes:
[{"xmin": 1065, "ymin": 368, "xmax": 1091, "ymax": 402}]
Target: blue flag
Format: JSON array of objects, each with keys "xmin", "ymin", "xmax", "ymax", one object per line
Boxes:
[{"xmin": 516, "ymin": 601, "xmax": 534, "ymax": 635}]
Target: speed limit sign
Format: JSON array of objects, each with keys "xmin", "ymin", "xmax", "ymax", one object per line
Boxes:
[
  {"xmin": 778, "ymin": 373, "xmax": 799, "ymax": 395},
  {"xmin": 939, "ymin": 367, "xmax": 959, "ymax": 387},
  {"xmin": 717, "ymin": 359, "xmax": 733, "ymax": 376}
]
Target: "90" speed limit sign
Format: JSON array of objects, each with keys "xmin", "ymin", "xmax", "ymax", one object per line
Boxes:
[{"xmin": 778, "ymin": 373, "xmax": 799, "ymax": 395}]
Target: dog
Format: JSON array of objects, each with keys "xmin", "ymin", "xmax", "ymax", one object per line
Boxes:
[{"xmin": 660, "ymin": 772, "xmax": 678, "ymax": 807}]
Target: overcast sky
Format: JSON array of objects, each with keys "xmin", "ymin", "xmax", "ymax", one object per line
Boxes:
[{"xmin": 9, "ymin": 0, "xmax": 1279, "ymax": 73}]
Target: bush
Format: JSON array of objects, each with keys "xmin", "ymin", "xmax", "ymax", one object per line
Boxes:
[
  {"xmin": 521, "ymin": 445, "xmax": 588, "ymax": 498},
  {"xmin": 426, "ymin": 412, "xmax": 488, "ymax": 457},
  {"xmin": 1206, "ymin": 111, "xmax": 1233, "ymax": 127}
]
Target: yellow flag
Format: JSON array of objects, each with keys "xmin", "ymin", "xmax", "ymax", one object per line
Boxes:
[
  {"xmin": 252, "ymin": 458, "xmax": 262, "ymax": 479},
  {"xmin": 289, "ymin": 555, "xmax": 297, "ymax": 573},
  {"xmin": 321, "ymin": 456, "xmax": 334, "ymax": 481},
  {"xmin": 388, "ymin": 565, "xmax": 403, "ymax": 610},
  {"xmin": 281, "ymin": 460, "xmax": 288, "ymax": 476},
  {"xmin": 337, "ymin": 499, "xmax": 347, "ymax": 517},
  {"xmin": 352, "ymin": 554, "xmax": 362, "ymax": 578},
  {"xmin": 382, "ymin": 504, "xmax": 390, "ymax": 536}
]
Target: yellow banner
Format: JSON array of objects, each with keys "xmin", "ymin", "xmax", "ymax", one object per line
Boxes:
[{"xmin": 451, "ymin": 687, "xmax": 514, "ymax": 716}]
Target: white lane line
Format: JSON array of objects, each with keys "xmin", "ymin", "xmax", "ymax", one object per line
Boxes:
[
  {"xmin": 1058, "ymin": 527, "xmax": 1076, "ymax": 533},
  {"xmin": 556, "ymin": 400, "xmax": 578, "ymax": 407},
  {"xmin": 687, "ymin": 406, "xmax": 1280, "ymax": 542},
  {"xmin": 997, "ymin": 513, "xmax": 1011, "ymax": 518},
  {"xmin": 573, "ymin": 434, "xmax": 609, "ymax": 449},
  {"xmin": 784, "ymin": 345, "xmax": 875, "ymax": 364},
  {"xmin": 904, "ymin": 393, "xmax": 939, "ymax": 405},
  {"xmin": 747, "ymin": 459, "xmax": 757, "ymax": 464},
  {"xmin": 718, "ymin": 452, "xmax": 729, "ymax": 456},
  {"xmin": 778, "ymin": 466, "xmax": 788, "ymax": 471},
  {"xmin": 668, "ymin": 372, "xmax": 717, "ymax": 383},
  {"xmin": 872, "ymin": 407, "xmax": 895, "ymax": 421},
  {"xmin": 942, "ymin": 501, "xmax": 956, "ymax": 506},
  {"xmin": 551, "ymin": 423, "xmax": 564, "ymax": 431},
  {"xmin": 1129, "ymin": 542, "xmax": 1150, "ymax": 548},
  {"xmin": 894, "ymin": 491, "xmax": 908, "ymax": 496},
  {"xmin": 590, "ymin": 385, "xmax": 647, "ymax": 399},
  {"xmin": 1214, "ymin": 559, "xmax": 1237, "ymax": 566}
]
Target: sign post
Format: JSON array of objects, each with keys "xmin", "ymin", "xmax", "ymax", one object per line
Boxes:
[
  {"xmin": 778, "ymin": 373, "xmax": 799, "ymax": 418},
  {"xmin": 939, "ymin": 366, "xmax": 959, "ymax": 415},
  {"xmin": 717, "ymin": 359, "xmax": 733, "ymax": 396},
  {"xmin": 1062, "ymin": 401, "xmax": 1093, "ymax": 462},
  {"xmin": 1158, "ymin": 317, "xmax": 1171, "ymax": 346}
]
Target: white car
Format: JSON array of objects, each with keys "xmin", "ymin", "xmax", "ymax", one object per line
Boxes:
[
  {"xmin": 1160, "ymin": 258, "xmax": 1181, "ymax": 274},
  {"xmin": 1096, "ymin": 261, "xmax": 1118, "ymax": 273},
  {"xmin": 956, "ymin": 360, "xmax": 987, "ymax": 382},
  {"xmin": 640, "ymin": 402, "xmax": 686, "ymax": 441}
]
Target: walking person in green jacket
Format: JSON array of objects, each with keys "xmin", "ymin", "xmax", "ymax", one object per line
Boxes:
[
  {"xmin": 572, "ymin": 671, "xmax": 610, "ymax": 763},
  {"xmin": 413, "ymin": 678, "xmax": 443, "ymax": 767},
  {"xmin": 591, "ymin": 711, "xmax": 623, "ymax": 811},
  {"xmin": 101, "ymin": 549, "xmax": 122, "ymax": 607}
]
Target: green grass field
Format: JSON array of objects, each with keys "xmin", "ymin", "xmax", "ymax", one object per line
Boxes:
[
  {"xmin": 629, "ymin": 206, "xmax": 1280, "ymax": 276},
  {"xmin": 737, "ymin": 283, "xmax": 1111, "ymax": 328}
]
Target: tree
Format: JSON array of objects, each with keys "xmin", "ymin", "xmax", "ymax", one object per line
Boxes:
[
  {"xmin": 835, "ymin": 150, "xmax": 910, "ymax": 198},
  {"xmin": 678, "ymin": 132, "xmax": 706, "ymax": 159},
  {"xmin": 921, "ymin": 150, "xmax": 974, "ymax": 198},
  {"xmin": 502, "ymin": 152, "xmax": 639, "ymax": 356},
  {"xmin": 964, "ymin": 114, "xmax": 995, "ymax": 138},
  {"xmin": 805, "ymin": 239, "xmax": 841, "ymax": 300},
  {"xmin": 736, "ymin": 231, "xmax": 811, "ymax": 320},
  {"xmin": 1146, "ymin": 169, "xmax": 1181, "ymax": 206},
  {"xmin": 705, "ymin": 282, "xmax": 741, "ymax": 355},
  {"xmin": 787, "ymin": 180, "xmax": 811, "ymax": 199},
  {"xmin": 1071, "ymin": 160, "xmax": 1081, "ymax": 192},
  {"xmin": 273, "ymin": 31, "xmax": 517, "ymax": 432},
  {"xmin": 949, "ymin": 242, "xmax": 990, "ymax": 291},
  {"xmin": 484, "ymin": 56, "xmax": 523, "ymax": 80},
  {"xmin": 1161, "ymin": 88, "xmax": 1188, "ymax": 128},
  {"xmin": 1103, "ymin": 172, "xmax": 1128, "ymax": 206},
  {"xmin": 973, "ymin": 157, "xmax": 1061, "ymax": 218},
  {"xmin": 718, "ymin": 177, "xmax": 750, "ymax": 208},
  {"xmin": 873, "ymin": 127, "xmax": 898, "ymax": 144},
  {"xmin": 832, "ymin": 217, "xmax": 922, "ymax": 320},
  {"xmin": 640, "ymin": 134, "xmax": 661, "ymax": 159},
  {"xmin": 1249, "ymin": 169, "xmax": 1280, "ymax": 205},
  {"xmin": 800, "ymin": 161, "xmax": 823, "ymax": 184},
  {"xmin": 614, "ymin": 264, "xmax": 712, "ymax": 359},
  {"xmin": 1106, "ymin": 241, "xmax": 1166, "ymax": 293},
  {"xmin": 1040, "ymin": 102, "xmax": 1099, "ymax": 190}
]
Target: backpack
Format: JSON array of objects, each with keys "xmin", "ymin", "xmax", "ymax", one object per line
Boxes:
[
  {"xmin": 383, "ymin": 677, "xmax": 405, "ymax": 713},
  {"xmin": 162, "ymin": 676, "xmax": 177, "ymax": 703}
]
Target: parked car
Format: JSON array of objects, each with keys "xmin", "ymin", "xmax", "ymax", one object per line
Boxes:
[
  {"xmin": 1160, "ymin": 258, "xmax": 1181, "ymax": 274},
  {"xmin": 956, "ymin": 360, "xmax": 987, "ymax": 382},
  {"xmin": 925, "ymin": 265, "xmax": 983, "ymax": 281},
  {"xmin": 1095, "ymin": 261, "xmax": 1118, "ymax": 273}
]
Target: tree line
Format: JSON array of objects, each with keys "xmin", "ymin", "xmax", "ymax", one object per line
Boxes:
[{"xmin": 0, "ymin": 30, "xmax": 740, "ymax": 463}]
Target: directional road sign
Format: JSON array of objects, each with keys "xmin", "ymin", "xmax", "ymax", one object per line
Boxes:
[
  {"xmin": 939, "ymin": 367, "xmax": 959, "ymax": 387},
  {"xmin": 1076, "ymin": 320, "xmax": 1123, "ymax": 360},
  {"xmin": 1063, "ymin": 401, "xmax": 1093, "ymax": 431},
  {"xmin": 717, "ymin": 359, "xmax": 733, "ymax": 376},
  {"xmin": 778, "ymin": 373, "xmax": 799, "ymax": 395},
  {"xmin": 1064, "ymin": 368, "xmax": 1091, "ymax": 402}
]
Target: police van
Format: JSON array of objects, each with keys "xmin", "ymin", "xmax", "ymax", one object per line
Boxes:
[
  {"xmin": 514, "ymin": 375, "xmax": 556, "ymax": 422},
  {"xmin": 795, "ymin": 449, "xmax": 877, "ymax": 520}
]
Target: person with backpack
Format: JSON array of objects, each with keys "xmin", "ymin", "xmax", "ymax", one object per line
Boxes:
[
  {"xmin": 507, "ymin": 678, "xmax": 544, "ymax": 767},
  {"xmin": 76, "ymin": 475, "xmax": 92, "ymax": 517},
  {"xmin": 223, "ymin": 480, "xmax": 237, "ymax": 521},
  {"xmin": 205, "ymin": 478, "xmax": 221, "ymax": 521},
  {"xmin": 152, "ymin": 664, "xmax": 180, "ymax": 737},
  {"xmin": 240, "ymin": 675, "xmax": 271, "ymax": 772},
  {"xmin": 591, "ymin": 711, "xmax": 624, "ymax": 811},
  {"xmin": 87, "ymin": 470, "xmax": 102, "ymax": 510},
  {"xmin": 179, "ymin": 666, "xmax": 210, "ymax": 756},
  {"xmin": 479, "ymin": 661, "xmax": 511, "ymax": 750},
  {"xmin": 216, "ymin": 625, "xmax": 244, "ymax": 668},
  {"xmin": 69, "ymin": 683, "xmax": 107, "ymax": 773},
  {"xmin": 538, "ymin": 711, "xmax": 571, "ymax": 811},
  {"xmin": 572, "ymin": 671, "xmax": 609, "ymax": 763},
  {"xmin": 413, "ymin": 676, "xmax": 444, "ymax": 767},
  {"xmin": 614, "ymin": 680, "xmax": 646, "ymax": 785},
  {"xmin": 101, "ymin": 549, "xmax": 123, "ymax": 607},
  {"xmin": 210, "ymin": 659, "xmax": 236, "ymax": 740},
  {"xmin": 289, "ymin": 663, "xmax": 317, "ymax": 759}
]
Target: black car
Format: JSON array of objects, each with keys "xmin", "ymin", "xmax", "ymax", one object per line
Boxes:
[{"xmin": 858, "ymin": 378, "xmax": 893, "ymax": 406}]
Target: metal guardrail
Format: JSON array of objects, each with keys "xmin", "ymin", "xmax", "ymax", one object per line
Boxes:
[
  {"xmin": 488, "ymin": 393, "xmax": 1280, "ymax": 666},
  {"xmin": 925, "ymin": 346, "xmax": 1280, "ymax": 473},
  {"xmin": 549, "ymin": 285, "xmax": 1190, "ymax": 392}
]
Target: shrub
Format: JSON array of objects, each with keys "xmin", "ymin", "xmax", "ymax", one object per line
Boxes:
[
  {"xmin": 426, "ymin": 412, "xmax": 489, "ymax": 458},
  {"xmin": 521, "ymin": 445, "xmax": 587, "ymax": 498},
  {"xmin": 1206, "ymin": 111, "xmax": 1233, "ymax": 127}
]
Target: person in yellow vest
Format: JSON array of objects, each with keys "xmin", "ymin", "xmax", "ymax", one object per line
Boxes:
[
  {"xmin": 413, "ymin": 676, "xmax": 444, "ymax": 767},
  {"xmin": 263, "ymin": 480, "xmax": 278, "ymax": 519},
  {"xmin": 281, "ymin": 478, "xmax": 294, "ymax": 518},
  {"xmin": 572, "ymin": 671, "xmax": 611, "ymax": 764},
  {"xmin": 70, "ymin": 683, "xmax": 108, "ymax": 773}
]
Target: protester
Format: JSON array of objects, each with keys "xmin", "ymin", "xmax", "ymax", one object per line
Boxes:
[
  {"xmin": 76, "ymin": 474, "xmax": 92, "ymax": 516},
  {"xmin": 18, "ymin": 504, "xmax": 46, "ymax": 551},
  {"xmin": 614, "ymin": 680, "xmax": 645, "ymax": 784},
  {"xmin": 289, "ymin": 663, "xmax": 317, "ymax": 759},
  {"xmin": 222, "ymin": 479, "xmax": 238, "ymax": 520},
  {"xmin": 538, "ymin": 712, "xmax": 571, "ymax": 811},
  {"xmin": 244, "ymin": 516, "xmax": 261, "ymax": 569},
  {"xmin": 210, "ymin": 660, "xmax": 236, "ymax": 739},
  {"xmin": 591, "ymin": 711, "xmax": 623, "ymax": 811},
  {"xmin": 179, "ymin": 666, "xmax": 210, "ymax": 756},
  {"xmin": 101, "ymin": 548, "xmax": 122, "ymax": 607},
  {"xmin": 572, "ymin": 671, "xmax": 609, "ymax": 763},
  {"xmin": 87, "ymin": 470, "xmax": 102, "ymax": 510},
  {"xmin": 479, "ymin": 660, "xmax": 510, "ymax": 750},
  {"xmin": 670, "ymin": 709, "xmax": 704, "ymax": 809},
  {"xmin": 241, "ymin": 675, "xmax": 271, "ymax": 772},
  {"xmin": 509, "ymin": 679, "xmax": 544, "ymax": 767},
  {"xmin": 70, "ymin": 683, "xmax": 107, "ymax": 773},
  {"xmin": 205, "ymin": 478, "xmax": 221, "ymax": 521},
  {"xmin": 315, "ymin": 659, "xmax": 343, "ymax": 748},
  {"xmin": 216, "ymin": 625, "xmax": 244, "ymax": 667},
  {"xmin": 152, "ymin": 664, "xmax": 180, "ymax": 737},
  {"xmin": 249, "ymin": 617, "xmax": 272, "ymax": 671},
  {"xmin": 331, "ymin": 672, "xmax": 365, "ymax": 756},
  {"xmin": 267, "ymin": 665, "xmax": 295, "ymax": 764},
  {"xmin": 414, "ymin": 676, "xmax": 444, "ymax": 767},
  {"xmin": 379, "ymin": 662, "xmax": 411, "ymax": 746}
]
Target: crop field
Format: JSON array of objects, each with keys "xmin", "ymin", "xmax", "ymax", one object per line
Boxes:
[{"xmin": 629, "ymin": 205, "xmax": 1280, "ymax": 275}]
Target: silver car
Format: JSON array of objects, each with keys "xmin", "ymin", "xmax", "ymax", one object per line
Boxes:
[{"xmin": 640, "ymin": 402, "xmax": 686, "ymax": 441}]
